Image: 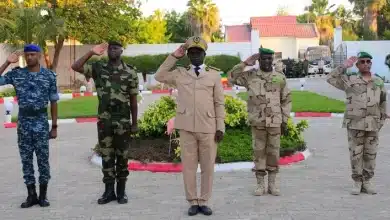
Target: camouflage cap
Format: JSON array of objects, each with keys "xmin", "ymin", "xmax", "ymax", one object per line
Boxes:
[
  {"xmin": 357, "ymin": 51, "xmax": 372, "ymax": 59},
  {"xmin": 259, "ymin": 48, "xmax": 274, "ymax": 55},
  {"xmin": 185, "ymin": 36, "xmax": 208, "ymax": 51}
]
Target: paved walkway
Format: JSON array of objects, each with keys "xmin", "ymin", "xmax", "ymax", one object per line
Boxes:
[{"xmin": 0, "ymin": 118, "xmax": 390, "ymax": 219}]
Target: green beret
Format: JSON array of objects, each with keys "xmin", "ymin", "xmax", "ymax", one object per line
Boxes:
[
  {"xmin": 259, "ymin": 48, "xmax": 274, "ymax": 54},
  {"xmin": 357, "ymin": 51, "xmax": 372, "ymax": 59}
]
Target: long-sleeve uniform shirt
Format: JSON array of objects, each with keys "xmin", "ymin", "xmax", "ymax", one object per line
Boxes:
[
  {"xmin": 228, "ymin": 63, "xmax": 292, "ymax": 128},
  {"xmin": 154, "ymin": 54, "xmax": 225, "ymax": 133},
  {"xmin": 327, "ymin": 65, "xmax": 387, "ymax": 131}
]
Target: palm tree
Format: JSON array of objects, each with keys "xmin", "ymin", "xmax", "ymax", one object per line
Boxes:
[
  {"xmin": 186, "ymin": 0, "xmax": 220, "ymax": 42},
  {"xmin": 304, "ymin": 0, "xmax": 336, "ymax": 45}
]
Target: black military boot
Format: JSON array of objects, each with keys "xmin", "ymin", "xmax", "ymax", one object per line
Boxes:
[
  {"xmin": 21, "ymin": 184, "xmax": 39, "ymax": 208},
  {"xmin": 116, "ymin": 180, "xmax": 128, "ymax": 204},
  {"xmin": 97, "ymin": 183, "xmax": 116, "ymax": 205},
  {"xmin": 38, "ymin": 184, "xmax": 50, "ymax": 207}
]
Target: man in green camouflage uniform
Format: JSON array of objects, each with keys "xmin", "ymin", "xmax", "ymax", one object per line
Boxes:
[
  {"xmin": 327, "ymin": 52, "xmax": 387, "ymax": 195},
  {"xmin": 228, "ymin": 48, "xmax": 292, "ymax": 196},
  {"xmin": 71, "ymin": 41, "xmax": 139, "ymax": 204}
]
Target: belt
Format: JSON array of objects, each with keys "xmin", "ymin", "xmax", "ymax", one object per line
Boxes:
[{"xmin": 19, "ymin": 107, "xmax": 47, "ymax": 117}]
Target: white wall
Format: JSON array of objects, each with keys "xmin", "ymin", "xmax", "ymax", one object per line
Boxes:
[
  {"xmin": 334, "ymin": 27, "xmax": 390, "ymax": 78},
  {"xmin": 260, "ymin": 37, "xmax": 319, "ymax": 59}
]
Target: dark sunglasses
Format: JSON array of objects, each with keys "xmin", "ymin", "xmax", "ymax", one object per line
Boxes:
[{"xmin": 359, "ymin": 60, "xmax": 371, "ymax": 64}]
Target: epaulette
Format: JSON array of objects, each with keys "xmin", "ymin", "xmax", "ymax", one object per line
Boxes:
[
  {"xmin": 11, "ymin": 66, "xmax": 20, "ymax": 71},
  {"xmin": 206, "ymin": 66, "xmax": 220, "ymax": 72},
  {"xmin": 374, "ymin": 74, "xmax": 384, "ymax": 81},
  {"xmin": 126, "ymin": 63, "xmax": 136, "ymax": 70}
]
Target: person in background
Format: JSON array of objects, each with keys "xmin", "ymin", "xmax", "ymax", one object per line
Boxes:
[
  {"xmin": 327, "ymin": 52, "xmax": 387, "ymax": 195},
  {"xmin": 0, "ymin": 44, "xmax": 59, "ymax": 208}
]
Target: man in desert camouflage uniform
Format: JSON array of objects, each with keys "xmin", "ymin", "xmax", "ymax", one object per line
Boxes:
[
  {"xmin": 71, "ymin": 41, "xmax": 139, "ymax": 204},
  {"xmin": 228, "ymin": 48, "xmax": 292, "ymax": 196},
  {"xmin": 327, "ymin": 52, "xmax": 387, "ymax": 195}
]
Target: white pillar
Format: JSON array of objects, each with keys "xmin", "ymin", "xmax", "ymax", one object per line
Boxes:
[
  {"xmin": 333, "ymin": 26, "xmax": 342, "ymax": 51},
  {"xmin": 250, "ymin": 29, "xmax": 260, "ymax": 55}
]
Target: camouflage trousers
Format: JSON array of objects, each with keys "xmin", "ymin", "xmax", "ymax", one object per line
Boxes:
[
  {"xmin": 347, "ymin": 129, "xmax": 379, "ymax": 182},
  {"xmin": 17, "ymin": 121, "xmax": 50, "ymax": 185},
  {"xmin": 97, "ymin": 120, "xmax": 130, "ymax": 184},
  {"xmin": 251, "ymin": 126, "xmax": 281, "ymax": 176}
]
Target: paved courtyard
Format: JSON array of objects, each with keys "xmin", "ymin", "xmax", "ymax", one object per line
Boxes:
[{"xmin": 0, "ymin": 118, "xmax": 390, "ymax": 219}]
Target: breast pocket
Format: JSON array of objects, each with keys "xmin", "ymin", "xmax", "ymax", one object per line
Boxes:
[
  {"xmin": 248, "ymin": 79, "xmax": 264, "ymax": 96},
  {"xmin": 13, "ymin": 77, "xmax": 26, "ymax": 88}
]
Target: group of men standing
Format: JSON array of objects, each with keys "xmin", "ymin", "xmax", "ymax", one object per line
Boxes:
[{"xmin": 0, "ymin": 35, "xmax": 386, "ymax": 216}]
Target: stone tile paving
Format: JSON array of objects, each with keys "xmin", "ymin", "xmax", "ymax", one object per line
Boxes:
[{"xmin": 0, "ymin": 116, "xmax": 390, "ymax": 219}]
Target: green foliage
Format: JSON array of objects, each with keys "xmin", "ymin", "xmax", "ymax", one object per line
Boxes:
[
  {"xmin": 136, "ymin": 10, "xmax": 170, "ymax": 44},
  {"xmin": 88, "ymin": 54, "xmax": 241, "ymax": 74},
  {"xmin": 224, "ymin": 95, "xmax": 248, "ymax": 128},
  {"xmin": 138, "ymin": 96, "xmax": 177, "ymax": 138},
  {"xmin": 164, "ymin": 10, "xmax": 192, "ymax": 43},
  {"xmin": 0, "ymin": 88, "xmax": 16, "ymax": 98}
]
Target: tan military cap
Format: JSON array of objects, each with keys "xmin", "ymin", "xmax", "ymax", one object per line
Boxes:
[{"xmin": 185, "ymin": 36, "xmax": 208, "ymax": 51}]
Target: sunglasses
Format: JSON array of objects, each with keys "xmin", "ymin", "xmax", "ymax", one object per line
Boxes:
[{"xmin": 359, "ymin": 60, "xmax": 371, "ymax": 64}]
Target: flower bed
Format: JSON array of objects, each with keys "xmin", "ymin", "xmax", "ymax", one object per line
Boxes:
[{"xmin": 93, "ymin": 95, "xmax": 309, "ymax": 164}]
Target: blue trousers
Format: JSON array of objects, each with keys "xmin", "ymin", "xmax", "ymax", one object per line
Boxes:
[{"xmin": 17, "ymin": 121, "xmax": 50, "ymax": 185}]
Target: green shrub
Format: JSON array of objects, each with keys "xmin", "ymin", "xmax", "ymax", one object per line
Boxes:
[
  {"xmin": 224, "ymin": 95, "xmax": 248, "ymax": 128},
  {"xmin": 138, "ymin": 96, "xmax": 177, "ymax": 138},
  {"xmin": 0, "ymin": 88, "xmax": 16, "ymax": 98},
  {"xmin": 88, "ymin": 54, "xmax": 241, "ymax": 74}
]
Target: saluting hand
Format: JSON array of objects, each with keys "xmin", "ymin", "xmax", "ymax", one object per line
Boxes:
[
  {"xmin": 343, "ymin": 56, "xmax": 358, "ymax": 68},
  {"xmin": 244, "ymin": 53, "xmax": 260, "ymax": 66},
  {"xmin": 7, "ymin": 51, "xmax": 23, "ymax": 63},
  {"xmin": 91, "ymin": 43, "xmax": 108, "ymax": 56},
  {"xmin": 172, "ymin": 44, "xmax": 186, "ymax": 59}
]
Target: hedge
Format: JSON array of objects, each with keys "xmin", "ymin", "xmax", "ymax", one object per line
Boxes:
[
  {"xmin": 87, "ymin": 54, "xmax": 241, "ymax": 74},
  {"xmin": 134, "ymin": 95, "xmax": 308, "ymax": 163}
]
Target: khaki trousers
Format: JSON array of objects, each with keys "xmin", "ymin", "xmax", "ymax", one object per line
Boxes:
[
  {"xmin": 179, "ymin": 130, "xmax": 217, "ymax": 206},
  {"xmin": 251, "ymin": 127, "xmax": 281, "ymax": 175}
]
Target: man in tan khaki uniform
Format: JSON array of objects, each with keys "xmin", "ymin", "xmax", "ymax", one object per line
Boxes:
[
  {"xmin": 327, "ymin": 52, "xmax": 387, "ymax": 195},
  {"xmin": 228, "ymin": 48, "xmax": 291, "ymax": 196},
  {"xmin": 154, "ymin": 36, "xmax": 225, "ymax": 216}
]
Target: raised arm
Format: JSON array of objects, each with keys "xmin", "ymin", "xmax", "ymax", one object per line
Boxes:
[
  {"xmin": 154, "ymin": 45, "xmax": 186, "ymax": 86},
  {"xmin": 213, "ymin": 74, "xmax": 226, "ymax": 133},
  {"xmin": 227, "ymin": 53, "xmax": 259, "ymax": 87},
  {"xmin": 0, "ymin": 52, "xmax": 22, "ymax": 85},
  {"xmin": 71, "ymin": 43, "xmax": 108, "ymax": 79},
  {"xmin": 326, "ymin": 56, "xmax": 357, "ymax": 91}
]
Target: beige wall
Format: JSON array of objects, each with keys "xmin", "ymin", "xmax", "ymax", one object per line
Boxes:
[{"xmin": 260, "ymin": 37, "xmax": 319, "ymax": 59}]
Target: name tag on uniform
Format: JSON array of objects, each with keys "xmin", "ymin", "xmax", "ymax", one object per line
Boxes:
[{"xmin": 14, "ymin": 77, "xmax": 25, "ymax": 80}]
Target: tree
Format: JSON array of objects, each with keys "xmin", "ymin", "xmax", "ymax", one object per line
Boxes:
[
  {"xmin": 348, "ymin": 0, "xmax": 387, "ymax": 39},
  {"xmin": 304, "ymin": 0, "xmax": 336, "ymax": 45},
  {"xmin": 164, "ymin": 10, "xmax": 192, "ymax": 43},
  {"xmin": 136, "ymin": 10, "xmax": 170, "ymax": 44},
  {"xmin": 187, "ymin": 0, "xmax": 220, "ymax": 42},
  {"xmin": 276, "ymin": 6, "xmax": 289, "ymax": 16},
  {"xmin": 0, "ymin": 0, "xmax": 144, "ymax": 71}
]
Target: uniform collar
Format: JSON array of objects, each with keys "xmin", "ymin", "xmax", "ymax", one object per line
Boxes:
[
  {"xmin": 104, "ymin": 60, "xmax": 126, "ymax": 70},
  {"xmin": 191, "ymin": 64, "xmax": 206, "ymax": 70}
]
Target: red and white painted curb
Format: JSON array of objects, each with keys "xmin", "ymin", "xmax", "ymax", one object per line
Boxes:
[
  {"xmin": 0, "ymin": 88, "xmax": 244, "ymax": 104},
  {"xmin": 2, "ymin": 112, "xmax": 344, "ymax": 128},
  {"xmin": 89, "ymin": 148, "xmax": 311, "ymax": 173}
]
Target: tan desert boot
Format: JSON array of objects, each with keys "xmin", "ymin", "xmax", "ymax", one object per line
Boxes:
[{"xmin": 268, "ymin": 172, "xmax": 280, "ymax": 196}]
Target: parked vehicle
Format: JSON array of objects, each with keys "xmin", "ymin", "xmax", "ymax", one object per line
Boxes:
[{"xmin": 306, "ymin": 46, "xmax": 332, "ymax": 75}]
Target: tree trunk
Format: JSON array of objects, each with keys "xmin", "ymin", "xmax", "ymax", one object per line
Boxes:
[
  {"xmin": 51, "ymin": 36, "xmax": 65, "ymax": 72},
  {"xmin": 364, "ymin": 7, "xmax": 378, "ymax": 40},
  {"xmin": 43, "ymin": 46, "xmax": 52, "ymax": 69}
]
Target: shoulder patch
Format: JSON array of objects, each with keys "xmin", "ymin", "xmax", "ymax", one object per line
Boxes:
[
  {"xmin": 374, "ymin": 74, "xmax": 384, "ymax": 81},
  {"xmin": 345, "ymin": 71, "xmax": 357, "ymax": 76},
  {"xmin": 126, "ymin": 63, "xmax": 136, "ymax": 70}
]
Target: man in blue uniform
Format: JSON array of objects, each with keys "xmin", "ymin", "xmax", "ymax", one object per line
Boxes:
[{"xmin": 0, "ymin": 44, "xmax": 59, "ymax": 208}]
